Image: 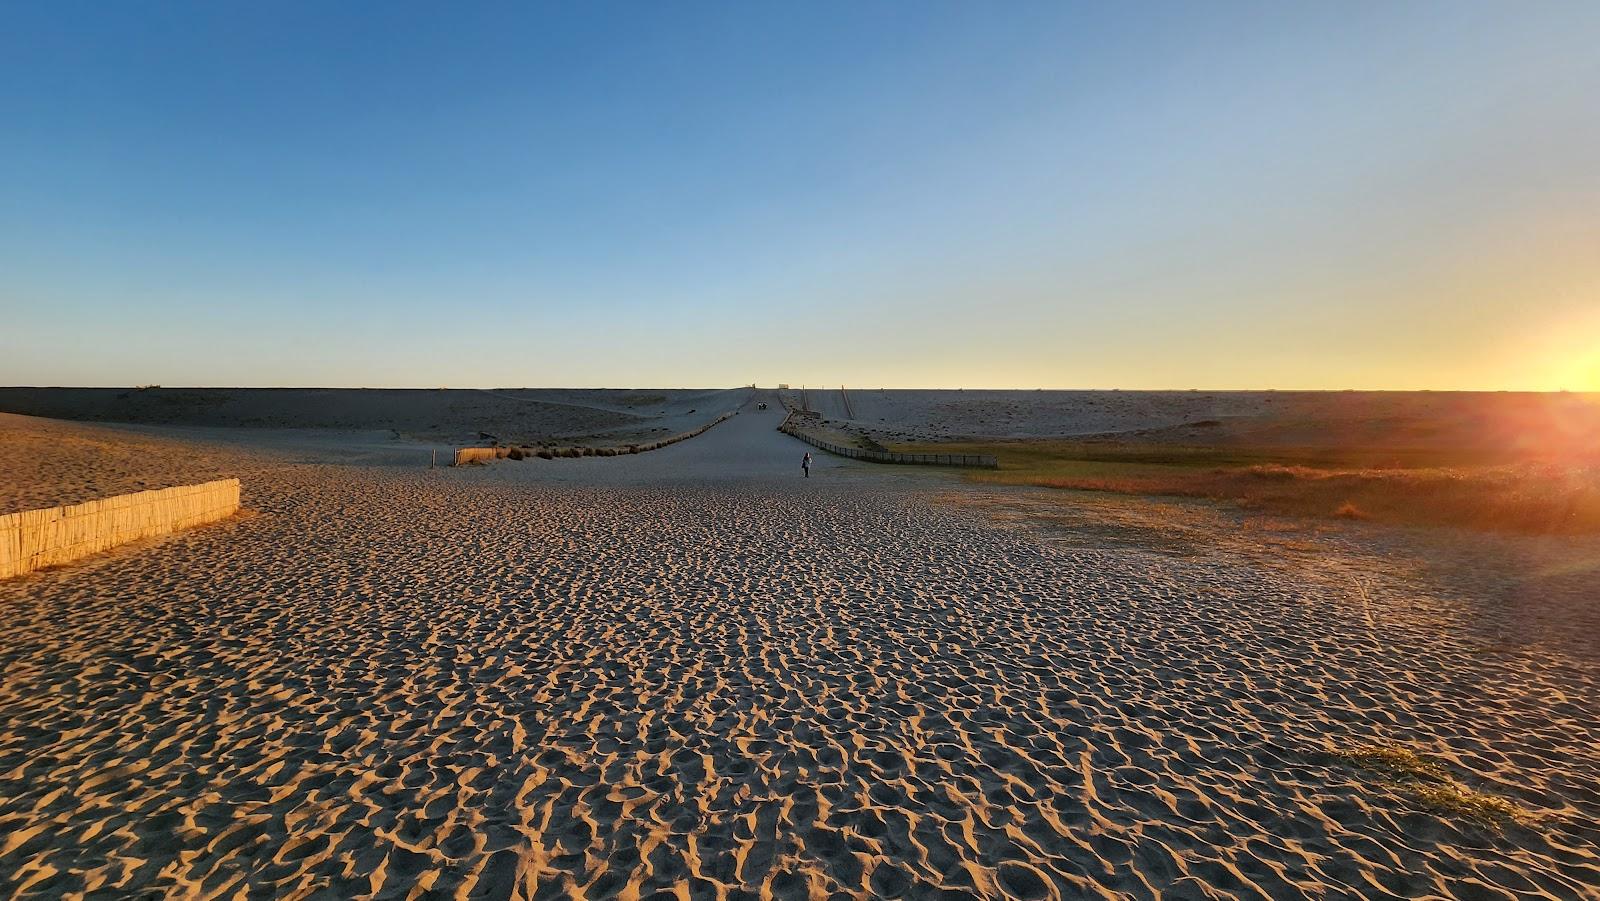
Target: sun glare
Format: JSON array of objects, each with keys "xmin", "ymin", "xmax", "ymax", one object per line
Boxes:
[
  {"xmin": 1526, "ymin": 305, "xmax": 1600, "ymax": 393},
  {"xmin": 1557, "ymin": 348, "xmax": 1600, "ymax": 393}
]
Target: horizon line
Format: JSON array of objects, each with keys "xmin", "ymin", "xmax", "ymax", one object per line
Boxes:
[{"xmin": 3, "ymin": 385, "xmax": 1598, "ymax": 395}]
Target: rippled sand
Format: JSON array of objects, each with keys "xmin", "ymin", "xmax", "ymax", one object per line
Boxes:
[
  {"xmin": 2, "ymin": 406, "xmax": 1597, "ymax": 898},
  {"xmin": 0, "ymin": 413, "xmax": 269, "ymax": 513}
]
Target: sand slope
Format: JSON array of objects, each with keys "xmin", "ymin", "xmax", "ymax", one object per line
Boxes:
[
  {"xmin": 0, "ymin": 413, "xmax": 279, "ymax": 514},
  {"xmin": 788, "ymin": 389, "xmax": 1600, "ymax": 458},
  {"xmin": 0, "ymin": 387, "xmax": 751, "ymax": 448},
  {"xmin": 1, "ymin": 408, "xmax": 1597, "ymax": 898},
  {"xmin": 9, "ymin": 386, "xmax": 1599, "ymax": 458}
]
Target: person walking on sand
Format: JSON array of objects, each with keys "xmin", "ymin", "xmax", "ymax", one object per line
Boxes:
[{"xmin": 802, "ymin": 452, "xmax": 811, "ymax": 478}]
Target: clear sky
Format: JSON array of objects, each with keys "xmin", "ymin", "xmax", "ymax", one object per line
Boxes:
[{"xmin": 2, "ymin": 1, "xmax": 1597, "ymax": 390}]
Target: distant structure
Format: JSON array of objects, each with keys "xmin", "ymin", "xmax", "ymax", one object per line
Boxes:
[{"xmin": 778, "ymin": 383, "xmax": 790, "ymax": 390}]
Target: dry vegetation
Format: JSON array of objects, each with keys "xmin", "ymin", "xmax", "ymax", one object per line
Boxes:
[
  {"xmin": 1317, "ymin": 743, "xmax": 1530, "ymax": 826},
  {"xmin": 804, "ymin": 422, "xmax": 888, "ymax": 452},
  {"xmin": 616, "ymin": 393, "xmax": 668, "ymax": 407},
  {"xmin": 890, "ymin": 439, "xmax": 1600, "ymax": 533}
]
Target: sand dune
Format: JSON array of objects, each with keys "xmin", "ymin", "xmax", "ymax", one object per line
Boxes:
[
  {"xmin": 9, "ymin": 385, "xmax": 1599, "ymax": 462},
  {"xmin": 1, "ymin": 405, "xmax": 1597, "ymax": 898},
  {"xmin": 0, "ymin": 413, "xmax": 278, "ymax": 514},
  {"xmin": 783, "ymin": 388, "xmax": 1600, "ymax": 457},
  {"xmin": 0, "ymin": 387, "xmax": 751, "ymax": 448}
]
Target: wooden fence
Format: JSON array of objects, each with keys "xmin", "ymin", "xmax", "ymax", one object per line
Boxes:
[
  {"xmin": 1, "ymin": 478, "xmax": 241, "ymax": 579},
  {"xmin": 778, "ymin": 415, "xmax": 997, "ymax": 469},
  {"xmin": 453, "ymin": 447, "xmax": 500, "ymax": 465},
  {"xmin": 454, "ymin": 410, "xmax": 738, "ymax": 466}
]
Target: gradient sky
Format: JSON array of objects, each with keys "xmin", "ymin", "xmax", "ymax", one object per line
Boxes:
[{"xmin": 3, "ymin": 1, "xmax": 1597, "ymax": 390}]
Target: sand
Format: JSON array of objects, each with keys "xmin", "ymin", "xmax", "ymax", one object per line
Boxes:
[
  {"xmin": 783, "ymin": 388, "xmax": 1600, "ymax": 457},
  {"xmin": 0, "ymin": 413, "xmax": 273, "ymax": 514},
  {"xmin": 2, "ymin": 398, "xmax": 1598, "ymax": 898},
  {"xmin": 13, "ymin": 386, "xmax": 1600, "ymax": 449},
  {"xmin": 0, "ymin": 387, "xmax": 752, "ymax": 449}
]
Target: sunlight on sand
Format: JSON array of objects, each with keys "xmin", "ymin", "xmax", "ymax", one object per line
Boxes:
[{"xmin": 1, "ymin": 398, "xmax": 1597, "ymax": 897}]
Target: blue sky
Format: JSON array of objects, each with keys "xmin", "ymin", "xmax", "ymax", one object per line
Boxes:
[{"xmin": 3, "ymin": 1, "xmax": 1598, "ymax": 389}]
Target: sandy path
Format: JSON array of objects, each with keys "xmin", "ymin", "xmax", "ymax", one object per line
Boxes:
[{"xmin": 1, "ymin": 406, "xmax": 1597, "ymax": 898}]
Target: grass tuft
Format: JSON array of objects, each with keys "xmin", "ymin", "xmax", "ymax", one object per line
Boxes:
[
  {"xmin": 1319, "ymin": 742, "xmax": 1530, "ymax": 826},
  {"xmin": 1333, "ymin": 501, "xmax": 1367, "ymax": 519},
  {"xmin": 1324, "ymin": 743, "xmax": 1448, "ymax": 781},
  {"xmin": 1411, "ymin": 783, "xmax": 1528, "ymax": 824}
]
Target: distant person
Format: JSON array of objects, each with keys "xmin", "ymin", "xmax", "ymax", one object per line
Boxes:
[{"xmin": 802, "ymin": 452, "xmax": 811, "ymax": 478}]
